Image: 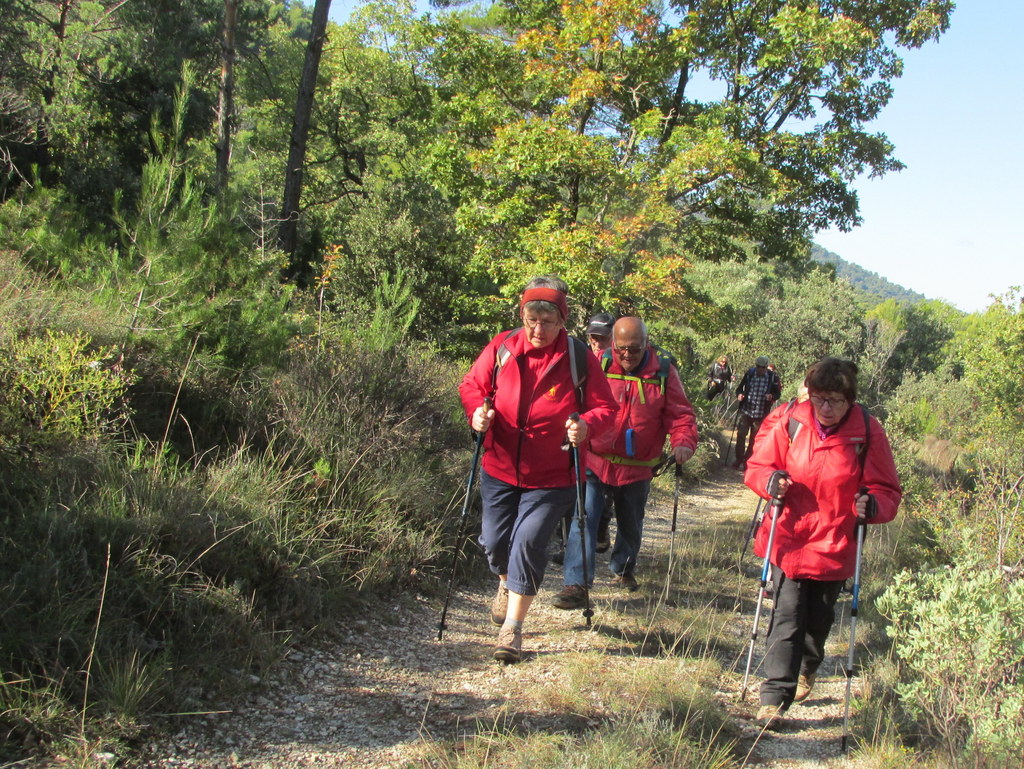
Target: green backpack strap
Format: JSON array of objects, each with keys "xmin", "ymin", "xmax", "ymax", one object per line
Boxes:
[{"xmin": 601, "ymin": 346, "xmax": 673, "ymax": 404}]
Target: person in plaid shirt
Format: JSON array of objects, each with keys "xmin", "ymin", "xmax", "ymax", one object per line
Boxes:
[{"xmin": 733, "ymin": 356, "xmax": 781, "ymax": 469}]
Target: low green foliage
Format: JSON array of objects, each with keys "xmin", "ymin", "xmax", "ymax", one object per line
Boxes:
[
  {"xmin": 0, "ymin": 287, "xmax": 468, "ymax": 761},
  {"xmin": 0, "ymin": 329, "xmax": 134, "ymax": 448},
  {"xmin": 878, "ymin": 565, "xmax": 1024, "ymax": 766}
]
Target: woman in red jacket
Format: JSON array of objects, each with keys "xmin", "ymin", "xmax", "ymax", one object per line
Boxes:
[
  {"xmin": 744, "ymin": 358, "xmax": 901, "ymax": 724},
  {"xmin": 459, "ymin": 276, "xmax": 616, "ymax": 663}
]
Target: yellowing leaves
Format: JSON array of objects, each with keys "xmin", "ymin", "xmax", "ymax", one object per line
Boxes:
[
  {"xmin": 621, "ymin": 252, "xmax": 693, "ymax": 314},
  {"xmin": 519, "ymin": 0, "xmax": 659, "ymax": 109}
]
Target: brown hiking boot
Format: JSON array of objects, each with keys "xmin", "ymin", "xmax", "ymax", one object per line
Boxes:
[
  {"xmin": 492, "ymin": 625, "xmax": 522, "ymax": 663},
  {"xmin": 795, "ymin": 672, "xmax": 816, "ymax": 702},
  {"xmin": 490, "ymin": 582, "xmax": 509, "ymax": 626},
  {"xmin": 552, "ymin": 585, "xmax": 587, "ymax": 610},
  {"xmin": 756, "ymin": 704, "xmax": 785, "ymax": 728},
  {"xmin": 614, "ymin": 572, "xmax": 639, "ymax": 592}
]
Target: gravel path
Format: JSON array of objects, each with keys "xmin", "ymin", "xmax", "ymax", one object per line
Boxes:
[{"xmin": 133, "ymin": 468, "xmax": 869, "ymax": 769}]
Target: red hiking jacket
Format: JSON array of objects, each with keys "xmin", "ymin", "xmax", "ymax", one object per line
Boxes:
[
  {"xmin": 745, "ymin": 400, "xmax": 902, "ymax": 581},
  {"xmin": 586, "ymin": 346, "xmax": 698, "ymax": 486},
  {"xmin": 459, "ymin": 328, "xmax": 617, "ymax": 489}
]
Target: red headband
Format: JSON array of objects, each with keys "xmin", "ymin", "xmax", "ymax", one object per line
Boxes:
[{"xmin": 520, "ymin": 287, "xmax": 569, "ymax": 320}]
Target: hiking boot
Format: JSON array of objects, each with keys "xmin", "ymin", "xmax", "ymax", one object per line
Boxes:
[
  {"xmin": 552, "ymin": 585, "xmax": 587, "ymax": 610},
  {"xmin": 614, "ymin": 572, "xmax": 639, "ymax": 592},
  {"xmin": 795, "ymin": 672, "xmax": 816, "ymax": 702},
  {"xmin": 756, "ymin": 704, "xmax": 785, "ymax": 728},
  {"xmin": 490, "ymin": 582, "xmax": 509, "ymax": 626},
  {"xmin": 492, "ymin": 625, "xmax": 522, "ymax": 663}
]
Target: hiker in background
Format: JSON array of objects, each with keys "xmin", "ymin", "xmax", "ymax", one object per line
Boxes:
[
  {"xmin": 743, "ymin": 357, "xmax": 901, "ymax": 726},
  {"xmin": 587, "ymin": 311, "xmax": 618, "ymax": 555},
  {"xmin": 585, "ymin": 312, "xmax": 615, "ymax": 357},
  {"xmin": 754, "ymin": 385, "xmax": 809, "ymax": 451},
  {"xmin": 553, "ymin": 317, "xmax": 697, "ymax": 608},
  {"xmin": 459, "ymin": 276, "xmax": 616, "ymax": 663},
  {"xmin": 706, "ymin": 355, "xmax": 734, "ymax": 400},
  {"xmin": 732, "ymin": 356, "xmax": 781, "ymax": 470}
]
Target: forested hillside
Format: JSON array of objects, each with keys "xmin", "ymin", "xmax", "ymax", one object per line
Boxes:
[
  {"xmin": 1, "ymin": 1, "xmax": 1022, "ymax": 767},
  {"xmin": 810, "ymin": 244, "xmax": 927, "ymax": 305}
]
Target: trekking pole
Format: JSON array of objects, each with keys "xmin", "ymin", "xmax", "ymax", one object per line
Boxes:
[
  {"xmin": 662, "ymin": 461, "xmax": 683, "ymax": 598},
  {"xmin": 841, "ymin": 488, "xmax": 873, "ymax": 752},
  {"xmin": 437, "ymin": 397, "xmax": 490, "ymax": 641},
  {"xmin": 740, "ymin": 472, "xmax": 788, "ymax": 701},
  {"xmin": 740, "ymin": 497, "xmax": 765, "ymax": 561},
  {"xmin": 733, "ymin": 496, "xmax": 765, "ymax": 611},
  {"xmin": 569, "ymin": 412, "xmax": 593, "ymax": 628}
]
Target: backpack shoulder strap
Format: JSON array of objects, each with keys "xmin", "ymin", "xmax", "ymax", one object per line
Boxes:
[
  {"xmin": 566, "ymin": 336, "xmax": 589, "ymax": 410},
  {"xmin": 492, "ymin": 328, "xmax": 522, "ymax": 394},
  {"xmin": 654, "ymin": 348, "xmax": 673, "ymax": 395},
  {"xmin": 859, "ymin": 403, "xmax": 872, "ymax": 471},
  {"xmin": 785, "ymin": 399, "xmax": 803, "ymax": 444},
  {"xmin": 787, "ymin": 402, "xmax": 873, "ymax": 469},
  {"xmin": 495, "ymin": 330, "xmax": 588, "ymax": 410}
]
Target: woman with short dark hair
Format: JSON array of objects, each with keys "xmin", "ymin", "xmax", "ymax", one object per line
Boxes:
[{"xmin": 743, "ymin": 357, "xmax": 902, "ymax": 724}]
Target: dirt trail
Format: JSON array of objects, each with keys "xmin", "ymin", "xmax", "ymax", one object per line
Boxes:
[
  {"xmin": 645, "ymin": 471, "xmax": 865, "ymax": 769},
  {"xmin": 136, "ymin": 468, "xmax": 867, "ymax": 769}
]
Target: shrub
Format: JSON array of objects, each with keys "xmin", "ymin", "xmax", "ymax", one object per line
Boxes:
[
  {"xmin": 878, "ymin": 564, "xmax": 1024, "ymax": 766},
  {"xmin": 0, "ymin": 329, "xmax": 134, "ymax": 450}
]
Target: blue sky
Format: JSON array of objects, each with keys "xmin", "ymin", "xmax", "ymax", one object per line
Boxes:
[
  {"xmin": 328, "ymin": 2, "xmax": 1021, "ymax": 313},
  {"xmin": 813, "ymin": 2, "xmax": 1024, "ymax": 313}
]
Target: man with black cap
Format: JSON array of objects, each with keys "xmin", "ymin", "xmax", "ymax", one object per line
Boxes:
[
  {"xmin": 733, "ymin": 355, "xmax": 781, "ymax": 470},
  {"xmin": 585, "ymin": 312, "xmax": 615, "ymax": 357}
]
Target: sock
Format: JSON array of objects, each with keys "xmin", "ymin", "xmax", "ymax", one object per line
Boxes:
[{"xmin": 502, "ymin": 619, "xmax": 523, "ymax": 632}]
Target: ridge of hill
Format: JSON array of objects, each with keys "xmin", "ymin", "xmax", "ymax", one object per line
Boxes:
[{"xmin": 810, "ymin": 244, "xmax": 926, "ymax": 306}]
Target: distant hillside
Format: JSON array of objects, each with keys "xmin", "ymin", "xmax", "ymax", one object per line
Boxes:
[{"xmin": 810, "ymin": 244, "xmax": 926, "ymax": 305}]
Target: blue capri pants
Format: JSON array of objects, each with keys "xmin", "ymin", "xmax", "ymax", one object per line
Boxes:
[{"xmin": 478, "ymin": 469, "xmax": 577, "ymax": 596}]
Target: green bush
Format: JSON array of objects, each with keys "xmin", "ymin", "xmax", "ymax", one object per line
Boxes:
[
  {"xmin": 878, "ymin": 564, "xmax": 1024, "ymax": 766},
  {"xmin": 0, "ymin": 329, "xmax": 134, "ymax": 449}
]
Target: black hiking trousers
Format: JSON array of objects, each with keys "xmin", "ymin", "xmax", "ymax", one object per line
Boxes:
[{"xmin": 760, "ymin": 564, "xmax": 844, "ymax": 709}]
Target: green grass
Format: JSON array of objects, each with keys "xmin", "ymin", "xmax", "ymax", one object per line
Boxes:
[{"xmin": 0, "ymin": 266, "xmax": 471, "ymax": 764}]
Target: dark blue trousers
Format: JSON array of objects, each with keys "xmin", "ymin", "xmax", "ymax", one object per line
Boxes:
[{"xmin": 478, "ymin": 469, "xmax": 576, "ymax": 596}]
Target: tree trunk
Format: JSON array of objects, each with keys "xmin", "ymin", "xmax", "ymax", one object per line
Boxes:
[
  {"xmin": 215, "ymin": 0, "xmax": 239, "ymax": 191},
  {"xmin": 278, "ymin": 0, "xmax": 332, "ymax": 264}
]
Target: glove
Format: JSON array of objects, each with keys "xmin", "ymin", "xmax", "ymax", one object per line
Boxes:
[{"xmin": 766, "ymin": 470, "xmax": 789, "ymax": 499}]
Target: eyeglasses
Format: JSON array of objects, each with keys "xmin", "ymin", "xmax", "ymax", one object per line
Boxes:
[
  {"xmin": 523, "ymin": 317, "xmax": 561, "ymax": 331},
  {"xmin": 614, "ymin": 345, "xmax": 643, "ymax": 355},
  {"xmin": 809, "ymin": 395, "xmax": 848, "ymax": 409}
]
